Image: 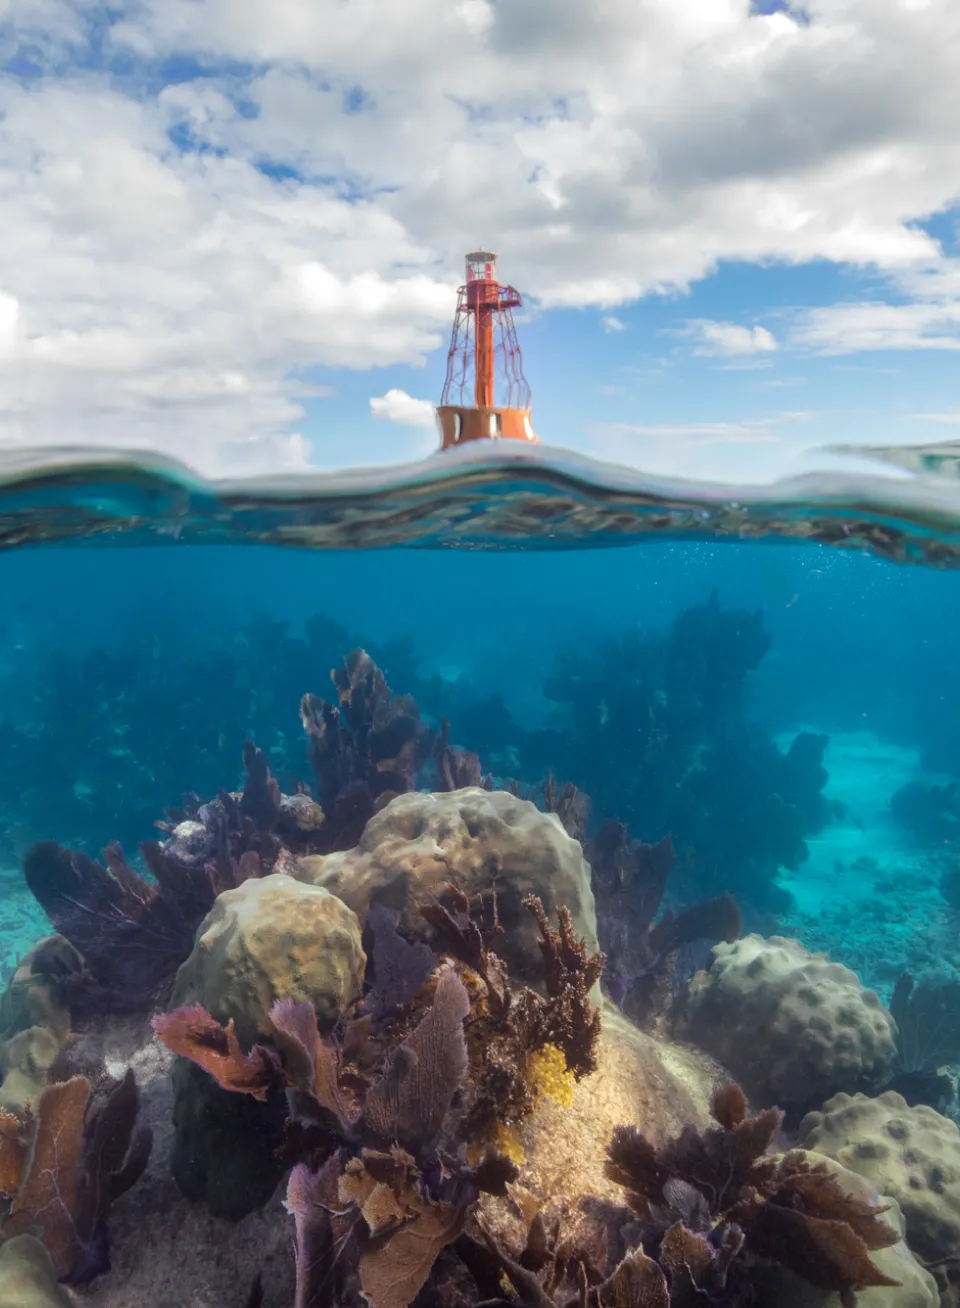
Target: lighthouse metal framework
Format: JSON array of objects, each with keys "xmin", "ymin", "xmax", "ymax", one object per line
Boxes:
[{"xmin": 436, "ymin": 250, "xmax": 537, "ymax": 450}]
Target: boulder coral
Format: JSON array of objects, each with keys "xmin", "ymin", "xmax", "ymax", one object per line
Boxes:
[
  {"xmin": 169, "ymin": 875, "xmax": 366, "ymax": 1047},
  {"xmin": 0, "ymin": 936, "xmax": 84, "ymax": 1116},
  {"xmin": 679, "ymin": 934, "xmax": 898, "ymax": 1113},
  {"xmin": 751, "ymin": 1154, "xmax": 939, "ymax": 1308},
  {"xmin": 294, "ymin": 787, "xmax": 599, "ymax": 990},
  {"xmin": 476, "ymin": 1006, "xmax": 722, "ymax": 1247},
  {"xmin": 798, "ymin": 1090, "xmax": 960, "ymax": 1278},
  {"xmin": 0, "ymin": 1236, "xmax": 72, "ymax": 1308},
  {"xmin": 165, "ymin": 875, "xmax": 366, "ymax": 1218}
]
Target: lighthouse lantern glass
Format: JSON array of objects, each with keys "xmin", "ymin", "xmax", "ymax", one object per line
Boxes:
[{"xmin": 466, "ymin": 251, "xmax": 496, "ymax": 283}]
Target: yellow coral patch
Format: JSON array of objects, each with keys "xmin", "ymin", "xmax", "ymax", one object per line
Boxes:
[{"xmin": 527, "ymin": 1044, "xmax": 576, "ymax": 1109}]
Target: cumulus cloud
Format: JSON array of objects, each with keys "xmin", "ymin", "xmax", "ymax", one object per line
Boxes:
[
  {"xmin": 370, "ymin": 388, "xmax": 438, "ymax": 428},
  {"xmin": 2, "ymin": 0, "xmax": 960, "ymax": 469},
  {"xmin": 602, "ymin": 315, "xmax": 627, "ymax": 332},
  {"xmin": 684, "ymin": 320, "xmax": 778, "ymax": 356}
]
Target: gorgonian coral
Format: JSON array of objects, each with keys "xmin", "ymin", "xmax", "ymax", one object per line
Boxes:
[
  {"xmin": 0, "ymin": 1070, "xmax": 151, "ymax": 1283},
  {"xmin": 300, "ymin": 648, "xmax": 432, "ymax": 851},
  {"xmin": 155, "ymin": 971, "xmax": 514, "ymax": 1308},
  {"xmin": 152, "ymin": 896, "xmax": 603, "ymax": 1308},
  {"xmin": 604, "ymin": 1083, "xmax": 901, "ymax": 1307}
]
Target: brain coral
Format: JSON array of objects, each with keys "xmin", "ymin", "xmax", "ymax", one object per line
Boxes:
[
  {"xmin": 294, "ymin": 787, "xmax": 598, "ymax": 989},
  {"xmin": 797, "ymin": 1091, "xmax": 960, "ymax": 1271},
  {"xmin": 680, "ymin": 934, "xmax": 897, "ymax": 1110}
]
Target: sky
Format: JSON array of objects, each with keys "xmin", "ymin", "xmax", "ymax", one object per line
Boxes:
[{"xmin": 2, "ymin": 0, "xmax": 960, "ymax": 484}]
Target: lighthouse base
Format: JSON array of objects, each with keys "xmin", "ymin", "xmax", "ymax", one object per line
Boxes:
[{"xmin": 436, "ymin": 405, "xmax": 537, "ymax": 451}]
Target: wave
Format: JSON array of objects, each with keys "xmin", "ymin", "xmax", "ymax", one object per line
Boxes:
[{"xmin": 3, "ymin": 439, "xmax": 960, "ymax": 563}]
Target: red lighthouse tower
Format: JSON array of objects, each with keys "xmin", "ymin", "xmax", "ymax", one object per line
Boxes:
[{"xmin": 436, "ymin": 250, "xmax": 537, "ymax": 450}]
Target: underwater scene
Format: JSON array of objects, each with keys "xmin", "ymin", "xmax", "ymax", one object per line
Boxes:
[{"xmin": 5, "ymin": 447, "xmax": 960, "ymax": 1308}]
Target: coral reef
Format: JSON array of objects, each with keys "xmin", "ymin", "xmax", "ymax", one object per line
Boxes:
[
  {"xmin": 798, "ymin": 1090, "xmax": 960, "ymax": 1297},
  {"xmin": 0, "ymin": 607, "xmax": 918, "ymax": 1308},
  {"xmin": 160, "ymin": 875, "xmax": 365, "ymax": 1218},
  {"xmin": 169, "ymin": 875, "xmax": 366, "ymax": 1046},
  {"xmin": 294, "ymin": 787, "xmax": 599, "ymax": 991},
  {"xmin": 679, "ymin": 934, "xmax": 898, "ymax": 1116},
  {"xmin": 475, "ymin": 1082, "xmax": 915, "ymax": 1308},
  {"xmin": 600, "ymin": 1082, "xmax": 904, "ymax": 1305},
  {"xmin": 528, "ymin": 594, "xmax": 834, "ymax": 911},
  {"xmin": 886, "ymin": 971, "xmax": 960, "ymax": 1109},
  {"xmin": 300, "ymin": 648, "xmax": 433, "ymax": 852},
  {"xmin": 152, "ymin": 889, "xmax": 608, "ymax": 1307},
  {"xmin": 585, "ymin": 819, "xmax": 741, "ymax": 1023}
]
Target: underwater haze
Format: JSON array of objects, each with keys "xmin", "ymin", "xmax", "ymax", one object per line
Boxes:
[{"xmin": 3, "ymin": 443, "xmax": 960, "ymax": 1308}]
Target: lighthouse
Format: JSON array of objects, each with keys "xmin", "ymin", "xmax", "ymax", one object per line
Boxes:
[{"xmin": 436, "ymin": 250, "xmax": 537, "ymax": 450}]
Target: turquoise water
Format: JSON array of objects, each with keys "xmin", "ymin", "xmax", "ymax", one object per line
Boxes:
[{"xmin": 3, "ymin": 441, "xmax": 960, "ymax": 1306}]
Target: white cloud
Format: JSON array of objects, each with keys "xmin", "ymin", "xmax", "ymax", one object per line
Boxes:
[
  {"xmin": 586, "ymin": 411, "xmax": 822, "ymax": 483},
  {"xmin": 2, "ymin": 0, "xmax": 960, "ymax": 468},
  {"xmin": 602, "ymin": 315, "xmax": 627, "ymax": 332},
  {"xmin": 369, "ymin": 388, "xmax": 437, "ymax": 428},
  {"xmin": 0, "ymin": 290, "xmax": 19, "ymax": 351},
  {"xmin": 790, "ymin": 300, "xmax": 960, "ymax": 353},
  {"xmin": 684, "ymin": 320, "xmax": 778, "ymax": 356}
]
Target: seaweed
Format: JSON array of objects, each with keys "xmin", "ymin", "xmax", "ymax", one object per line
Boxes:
[
  {"xmin": 0, "ymin": 1069, "xmax": 151, "ymax": 1283},
  {"xmin": 523, "ymin": 895, "xmax": 603, "ymax": 1080},
  {"xmin": 420, "ymin": 891, "xmax": 604, "ymax": 1145},
  {"xmin": 586, "ymin": 821, "xmax": 741, "ymax": 1023},
  {"xmin": 300, "ymin": 649, "xmax": 432, "ymax": 851},
  {"xmin": 471, "ymin": 1202, "xmax": 669, "ymax": 1308},
  {"xmin": 885, "ymin": 971, "xmax": 960, "ymax": 1108},
  {"xmin": 149, "ymin": 893, "xmax": 608, "ymax": 1308},
  {"xmin": 434, "ymin": 719, "xmax": 487, "ymax": 792},
  {"xmin": 604, "ymin": 1083, "xmax": 901, "ymax": 1307},
  {"xmin": 364, "ymin": 905, "xmax": 438, "ymax": 1020}
]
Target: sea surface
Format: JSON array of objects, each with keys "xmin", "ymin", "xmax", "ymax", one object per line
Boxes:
[{"xmin": 3, "ymin": 437, "xmax": 960, "ymax": 1305}]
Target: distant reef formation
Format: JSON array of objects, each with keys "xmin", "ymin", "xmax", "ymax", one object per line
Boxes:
[{"xmin": 0, "ymin": 596, "xmax": 837, "ymax": 922}]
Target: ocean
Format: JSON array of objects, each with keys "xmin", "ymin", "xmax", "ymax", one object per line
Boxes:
[{"xmin": 0, "ymin": 440, "xmax": 958, "ymax": 1308}]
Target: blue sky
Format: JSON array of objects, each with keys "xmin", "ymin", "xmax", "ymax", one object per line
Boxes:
[{"xmin": 2, "ymin": 0, "xmax": 960, "ymax": 483}]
